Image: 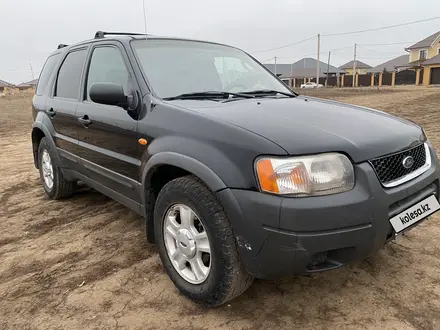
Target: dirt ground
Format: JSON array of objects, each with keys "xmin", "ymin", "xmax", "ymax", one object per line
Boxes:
[{"xmin": 1, "ymin": 86, "xmax": 440, "ymax": 330}]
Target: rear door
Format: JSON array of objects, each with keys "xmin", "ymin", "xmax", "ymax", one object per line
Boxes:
[
  {"xmin": 75, "ymin": 42, "xmax": 142, "ymax": 202},
  {"xmin": 45, "ymin": 46, "xmax": 88, "ymax": 168}
]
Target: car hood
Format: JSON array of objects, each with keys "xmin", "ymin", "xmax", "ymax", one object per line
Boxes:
[{"xmin": 166, "ymin": 96, "xmax": 425, "ymax": 162}]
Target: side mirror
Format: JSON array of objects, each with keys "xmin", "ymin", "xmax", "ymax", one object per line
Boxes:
[{"xmin": 89, "ymin": 82, "xmax": 130, "ymax": 109}]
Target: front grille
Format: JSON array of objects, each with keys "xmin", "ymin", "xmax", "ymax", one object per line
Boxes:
[{"xmin": 370, "ymin": 144, "xmax": 426, "ymax": 185}]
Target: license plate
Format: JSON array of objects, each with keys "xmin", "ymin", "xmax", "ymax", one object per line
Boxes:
[{"xmin": 389, "ymin": 195, "xmax": 440, "ymax": 234}]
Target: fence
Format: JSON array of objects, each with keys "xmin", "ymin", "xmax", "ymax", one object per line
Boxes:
[
  {"xmin": 382, "ymin": 72, "xmax": 392, "ymax": 86},
  {"xmin": 310, "ymin": 77, "xmax": 327, "ymax": 85},
  {"xmin": 358, "ymin": 74, "xmax": 371, "ymax": 87},
  {"xmin": 395, "ymin": 70, "xmax": 416, "ymax": 85},
  {"xmin": 285, "ymin": 69, "xmax": 422, "ymax": 88},
  {"xmin": 326, "ymin": 76, "xmax": 339, "ymax": 87},
  {"xmin": 343, "ymin": 75, "xmax": 353, "ymax": 87}
]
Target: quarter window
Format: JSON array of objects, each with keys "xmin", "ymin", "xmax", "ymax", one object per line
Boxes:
[
  {"xmin": 55, "ymin": 49, "xmax": 87, "ymax": 99},
  {"xmin": 37, "ymin": 53, "xmax": 61, "ymax": 96},
  {"xmin": 86, "ymin": 47, "xmax": 130, "ymax": 101}
]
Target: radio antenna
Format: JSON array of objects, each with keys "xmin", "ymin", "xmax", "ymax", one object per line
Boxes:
[{"xmin": 143, "ymin": 0, "xmax": 148, "ymax": 38}]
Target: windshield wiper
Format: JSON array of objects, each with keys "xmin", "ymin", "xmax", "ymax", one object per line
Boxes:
[
  {"xmin": 242, "ymin": 89, "xmax": 297, "ymax": 98},
  {"xmin": 163, "ymin": 91, "xmax": 255, "ymax": 101}
]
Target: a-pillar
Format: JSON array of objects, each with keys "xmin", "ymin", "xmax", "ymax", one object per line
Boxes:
[
  {"xmin": 379, "ymin": 72, "xmax": 383, "ymax": 87},
  {"xmin": 391, "ymin": 72, "xmax": 396, "ymax": 86}
]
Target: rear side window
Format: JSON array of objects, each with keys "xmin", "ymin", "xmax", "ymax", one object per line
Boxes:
[
  {"xmin": 36, "ymin": 53, "xmax": 61, "ymax": 96},
  {"xmin": 55, "ymin": 49, "xmax": 87, "ymax": 100}
]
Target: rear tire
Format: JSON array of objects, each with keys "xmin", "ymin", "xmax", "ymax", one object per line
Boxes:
[
  {"xmin": 154, "ymin": 175, "xmax": 253, "ymax": 306},
  {"xmin": 38, "ymin": 137, "xmax": 75, "ymax": 200}
]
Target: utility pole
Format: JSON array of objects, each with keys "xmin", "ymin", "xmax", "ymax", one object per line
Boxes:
[
  {"xmin": 274, "ymin": 56, "xmax": 278, "ymax": 76},
  {"xmin": 352, "ymin": 43, "xmax": 357, "ymax": 87},
  {"xmin": 29, "ymin": 61, "xmax": 35, "ymax": 80},
  {"xmin": 325, "ymin": 51, "xmax": 331, "ymax": 87},
  {"xmin": 316, "ymin": 34, "xmax": 320, "ymax": 86}
]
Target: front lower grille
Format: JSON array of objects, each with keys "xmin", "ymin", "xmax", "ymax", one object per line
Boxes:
[{"xmin": 369, "ymin": 143, "xmax": 426, "ymax": 186}]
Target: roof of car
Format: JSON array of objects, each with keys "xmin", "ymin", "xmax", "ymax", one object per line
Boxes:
[{"xmin": 51, "ymin": 33, "xmax": 240, "ymax": 56}]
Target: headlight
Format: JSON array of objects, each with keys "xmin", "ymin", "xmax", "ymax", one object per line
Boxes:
[
  {"xmin": 422, "ymin": 127, "xmax": 429, "ymax": 142},
  {"xmin": 255, "ymin": 153, "xmax": 355, "ymax": 196}
]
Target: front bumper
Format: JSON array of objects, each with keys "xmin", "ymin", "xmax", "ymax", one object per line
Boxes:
[{"xmin": 216, "ymin": 146, "xmax": 440, "ymax": 279}]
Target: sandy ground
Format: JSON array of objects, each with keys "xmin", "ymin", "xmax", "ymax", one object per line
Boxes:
[{"xmin": 1, "ymin": 86, "xmax": 440, "ymax": 330}]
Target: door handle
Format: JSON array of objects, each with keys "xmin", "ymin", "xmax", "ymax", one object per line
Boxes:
[
  {"xmin": 78, "ymin": 116, "xmax": 92, "ymax": 126},
  {"xmin": 46, "ymin": 108, "xmax": 56, "ymax": 118}
]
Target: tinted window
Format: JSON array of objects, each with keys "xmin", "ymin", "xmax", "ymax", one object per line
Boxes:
[
  {"xmin": 55, "ymin": 49, "xmax": 87, "ymax": 99},
  {"xmin": 86, "ymin": 47, "xmax": 129, "ymax": 100},
  {"xmin": 36, "ymin": 53, "xmax": 61, "ymax": 95}
]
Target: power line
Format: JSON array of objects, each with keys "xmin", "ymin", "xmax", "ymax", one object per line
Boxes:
[
  {"xmin": 261, "ymin": 57, "xmax": 275, "ymax": 63},
  {"xmin": 357, "ymin": 45, "xmax": 406, "ymax": 55},
  {"xmin": 1, "ymin": 68, "xmax": 42, "ymax": 72},
  {"xmin": 253, "ymin": 35, "xmax": 317, "ymax": 54},
  {"xmin": 252, "ymin": 16, "xmax": 437, "ymax": 58},
  {"xmin": 330, "ymin": 45, "xmax": 354, "ymax": 52},
  {"xmin": 357, "ymin": 55, "xmax": 405, "ymax": 59},
  {"xmin": 359, "ymin": 41, "xmax": 416, "ymax": 46},
  {"xmin": 322, "ymin": 16, "xmax": 440, "ymax": 37}
]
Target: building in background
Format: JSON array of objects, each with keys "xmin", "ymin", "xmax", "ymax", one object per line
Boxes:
[
  {"xmin": 338, "ymin": 60, "xmax": 372, "ymax": 75},
  {"xmin": 368, "ymin": 55, "xmax": 417, "ymax": 85},
  {"xmin": 15, "ymin": 79, "xmax": 38, "ymax": 92},
  {"xmin": 405, "ymin": 31, "xmax": 440, "ymax": 85},
  {"xmin": 265, "ymin": 58, "xmax": 344, "ymax": 87},
  {"xmin": 368, "ymin": 54, "xmax": 410, "ymax": 73},
  {"xmin": 0, "ymin": 79, "xmax": 14, "ymax": 93}
]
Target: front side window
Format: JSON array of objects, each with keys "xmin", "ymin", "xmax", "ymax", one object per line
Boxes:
[
  {"xmin": 131, "ymin": 39, "xmax": 291, "ymax": 98},
  {"xmin": 86, "ymin": 46, "xmax": 130, "ymax": 101},
  {"xmin": 419, "ymin": 50, "xmax": 427, "ymax": 60},
  {"xmin": 55, "ymin": 49, "xmax": 87, "ymax": 99}
]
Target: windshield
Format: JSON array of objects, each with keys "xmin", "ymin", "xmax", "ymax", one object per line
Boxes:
[{"xmin": 131, "ymin": 39, "xmax": 293, "ymax": 98}]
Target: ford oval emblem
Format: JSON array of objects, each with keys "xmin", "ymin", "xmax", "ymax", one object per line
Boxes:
[{"xmin": 402, "ymin": 156, "xmax": 415, "ymax": 169}]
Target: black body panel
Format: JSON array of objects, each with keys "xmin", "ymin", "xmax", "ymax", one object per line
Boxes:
[{"xmin": 31, "ymin": 35, "xmax": 440, "ymax": 280}]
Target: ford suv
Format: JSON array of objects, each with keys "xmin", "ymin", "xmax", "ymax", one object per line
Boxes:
[{"xmin": 31, "ymin": 31, "xmax": 440, "ymax": 306}]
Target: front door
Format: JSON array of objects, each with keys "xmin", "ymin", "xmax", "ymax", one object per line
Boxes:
[
  {"xmin": 45, "ymin": 47, "xmax": 89, "ymax": 168},
  {"xmin": 76, "ymin": 43, "xmax": 142, "ymax": 203}
]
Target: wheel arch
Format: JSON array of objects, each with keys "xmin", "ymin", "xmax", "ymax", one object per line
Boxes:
[
  {"xmin": 141, "ymin": 152, "xmax": 227, "ymax": 243},
  {"xmin": 31, "ymin": 122, "xmax": 61, "ymax": 169}
]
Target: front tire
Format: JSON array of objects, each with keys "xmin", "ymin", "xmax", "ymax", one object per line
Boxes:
[
  {"xmin": 154, "ymin": 175, "xmax": 253, "ymax": 306},
  {"xmin": 38, "ymin": 137, "xmax": 75, "ymax": 199}
]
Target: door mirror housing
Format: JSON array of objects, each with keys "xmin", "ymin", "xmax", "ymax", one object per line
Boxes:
[{"xmin": 89, "ymin": 82, "xmax": 132, "ymax": 109}]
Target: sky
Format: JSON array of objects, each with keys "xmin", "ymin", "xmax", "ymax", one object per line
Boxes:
[{"xmin": 1, "ymin": 0, "xmax": 440, "ymax": 84}]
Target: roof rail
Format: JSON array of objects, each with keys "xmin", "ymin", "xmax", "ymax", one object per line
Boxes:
[
  {"xmin": 57, "ymin": 44, "xmax": 68, "ymax": 49},
  {"xmin": 94, "ymin": 31, "xmax": 146, "ymax": 39}
]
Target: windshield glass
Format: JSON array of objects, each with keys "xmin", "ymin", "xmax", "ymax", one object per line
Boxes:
[{"xmin": 131, "ymin": 39, "xmax": 292, "ymax": 98}]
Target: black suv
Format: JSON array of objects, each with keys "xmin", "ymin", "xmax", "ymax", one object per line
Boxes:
[{"xmin": 32, "ymin": 31, "xmax": 440, "ymax": 306}]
